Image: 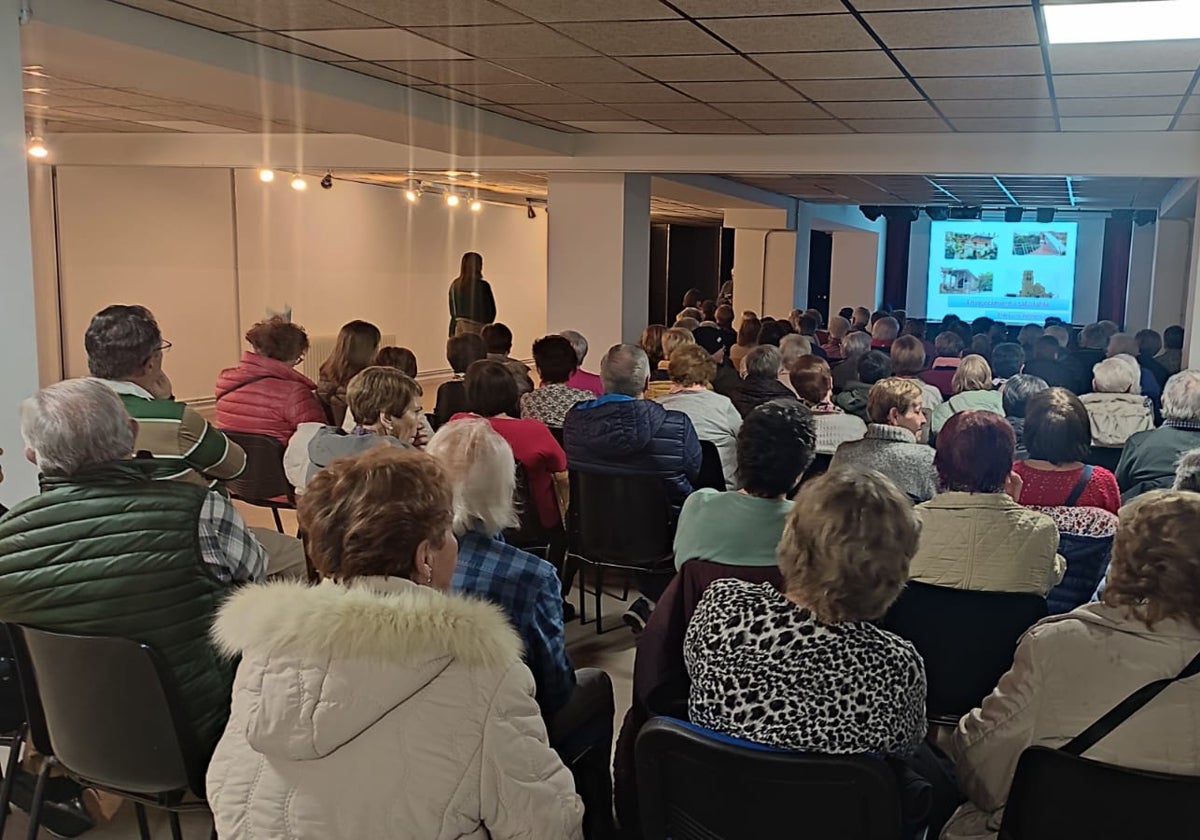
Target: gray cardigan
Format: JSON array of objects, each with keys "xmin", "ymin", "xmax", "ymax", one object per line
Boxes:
[{"xmin": 829, "ymin": 424, "xmax": 938, "ymax": 502}]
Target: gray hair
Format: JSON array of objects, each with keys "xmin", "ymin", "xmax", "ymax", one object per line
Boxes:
[
  {"xmin": 425, "ymin": 418, "xmax": 519, "ymax": 536},
  {"xmin": 1080, "ymin": 321, "xmax": 1118, "ymax": 350},
  {"xmin": 1045, "ymin": 325, "xmax": 1070, "ymax": 347},
  {"xmin": 1107, "ymin": 333, "xmax": 1139, "ymax": 358},
  {"xmin": 1163, "ymin": 370, "xmax": 1200, "ymax": 423},
  {"xmin": 600, "ymin": 343, "xmax": 650, "ymax": 397},
  {"xmin": 559, "ymin": 330, "xmax": 588, "ymax": 365},
  {"xmin": 744, "ymin": 344, "xmax": 783, "ymax": 379},
  {"xmin": 1174, "ymin": 448, "xmax": 1200, "ymax": 492},
  {"xmin": 84, "ymin": 304, "xmax": 162, "ymax": 380},
  {"xmin": 842, "ymin": 331, "xmax": 872, "ymax": 357},
  {"xmin": 828, "ymin": 315, "xmax": 850, "ymax": 339},
  {"xmin": 1093, "ymin": 355, "xmax": 1140, "ymax": 394},
  {"xmin": 872, "ymin": 316, "xmax": 900, "ymax": 342},
  {"xmin": 20, "ymin": 379, "xmax": 136, "ymax": 476},
  {"xmin": 779, "ymin": 334, "xmax": 812, "ymax": 369}
]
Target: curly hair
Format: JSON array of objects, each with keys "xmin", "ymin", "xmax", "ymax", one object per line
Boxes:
[
  {"xmin": 737, "ymin": 399, "xmax": 816, "ymax": 498},
  {"xmin": 85, "ymin": 304, "xmax": 163, "ymax": 380},
  {"xmin": 1103, "ymin": 490, "xmax": 1200, "ymax": 631},
  {"xmin": 246, "ymin": 317, "xmax": 309, "ymax": 363},
  {"xmin": 298, "ymin": 447, "xmax": 452, "ymax": 582},
  {"xmin": 777, "ymin": 468, "xmax": 920, "ymax": 623},
  {"xmin": 668, "ymin": 344, "xmax": 717, "ymax": 387}
]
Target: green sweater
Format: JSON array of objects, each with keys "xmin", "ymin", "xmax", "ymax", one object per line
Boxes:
[{"xmin": 673, "ymin": 489, "xmax": 792, "ymax": 570}]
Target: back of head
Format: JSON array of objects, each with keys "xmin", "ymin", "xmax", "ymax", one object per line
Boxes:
[
  {"xmin": 1093, "ymin": 355, "xmax": 1141, "ymax": 394},
  {"xmin": 458, "ymin": 251, "xmax": 482, "ymax": 282},
  {"xmin": 426, "ymin": 417, "xmax": 519, "ymax": 536},
  {"xmin": 804, "ymin": 309, "xmax": 823, "ymax": 328},
  {"xmin": 673, "ymin": 317, "xmax": 701, "ymax": 332},
  {"xmin": 841, "ymin": 330, "xmax": 871, "ymax": 359},
  {"xmin": 346, "ymin": 366, "xmax": 422, "ymax": 427},
  {"xmin": 531, "ymin": 334, "xmax": 578, "ymax": 384},
  {"xmin": 298, "ymin": 447, "xmax": 452, "ymax": 582},
  {"xmin": 85, "ymin": 304, "xmax": 162, "ymax": 380},
  {"xmin": 856, "ymin": 350, "xmax": 893, "ymax": 385},
  {"xmin": 373, "ymin": 346, "xmax": 418, "ymax": 378},
  {"xmin": 700, "ymin": 300, "xmax": 716, "ymax": 322},
  {"xmin": 852, "ymin": 306, "xmax": 871, "ymax": 327},
  {"xmin": 1045, "ymin": 324, "xmax": 1070, "ymax": 348},
  {"xmin": 737, "ymin": 399, "xmax": 815, "ymax": 498},
  {"xmin": 662, "ymin": 327, "xmax": 695, "ymax": 361},
  {"xmin": 1174, "ymin": 449, "xmax": 1200, "ymax": 493},
  {"xmin": 970, "ymin": 334, "xmax": 992, "ymax": 360},
  {"xmin": 1164, "ymin": 325, "xmax": 1184, "ymax": 350},
  {"xmin": 828, "ymin": 315, "xmax": 850, "ymax": 340},
  {"xmin": 560, "ymin": 330, "xmax": 589, "ymax": 365},
  {"xmin": 600, "ymin": 343, "xmax": 650, "ymax": 397},
  {"xmin": 481, "ymin": 322, "xmax": 514, "ymax": 355},
  {"xmin": 890, "ymin": 335, "xmax": 926, "ymax": 376},
  {"xmin": 838, "ymin": 306, "xmax": 854, "ymax": 320},
  {"xmin": 1163, "ymin": 370, "xmax": 1200, "ymax": 424},
  {"xmin": 715, "ymin": 304, "xmax": 734, "ymax": 328},
  {"xmin": 952, "ymin": 354, "xmax": 993, "ymax": 393},
  {"xmin": 321, "ymin": 320, "xmax": 382, "ymax": 385},
  {"xmin": 640, "ymin": 324, "xmax": 666, "ymax": 365},
  {"xmin": 934, "ymin": 410, "xmax": 1015, "ymax": 493},
  {"xmin": 872, "ymin": 316, "xmax": 899, "ymax": 341},
  {"xmin": 743, "ymin": 344, "xmax": 782, "ymax": 379},
  {"xmin": 797, "ymin": 314, "xmax": 819, "ymax": 335},
  {"xmin": 1024, "ymin": 387, "xmax": 1091, "ymax": 464},
  {"xmin": 246, "ymin": 316, "xmax": 309, "ymax": 363},
  {"xmin": 1106, "ymin": 332, "xmax": 1139, "ymax": 359},
  {"xmin": 789, "ymin": 355, "xmax": 832, "ymax": 405},
  {"xmin": 867, "ymin": 377, "xmax": 922, "ymax": 425},
  {"xmin": 1136, "ymin": 328, "xmax": 1163, "ymax": 357},
  {"xmin": 1079, "ymin": 321, "xmax": 1115, "ymax": 350},
  {"xmin": 446, "ymin": 333, "xmax": 487, "ymax": 374},
  {"xmin": 970, "ymin": 316, "xmax": 995, "ymax": 336},
  {"xmin": 1018, "ymin": 324, "xmax": 1044, "ymax": 348},
  {"xmin": 990, "ymin": 342, "xmax": 1025, "ymax": 379},
  {"xmin": 464, "ymin": 359, "xmax": 518, "ymax": 417},
  {"xmin": 1032, "ymin": 334, "xmax": 1062, "ymax": 361},
  {"xmin": 668, "ymin": 344, "xmax": 716, "ymax": 387},
  {"xmin": 892, "ymin": 309, "xmax": 907, "ymax": 328},
  {"xmin": 934, "ymin": 330, "xmax": 964, "ymax": 358},
  {"xmin": 902, "ymin": 318, "xmax": 926, "ymax": 339},
  {"xmin": 682, "ymin": 288, "xmax": 703, "ymax": 309},
  {"xmin": 779, "ymin": 334, "xmax": 812, "ymax": 369},
  {"xmin": 758, "ymin": 321, "xmax": 789, "ymax": 347},
  {"xmin": 988, "ymin": 322, "xmax": 1008, "ymax": 344},
  {"xmin": 737, "ymin": 315, "xmax": 762, "ymax": 346},
  {"xmin": 1000, "ymin": 373, "xmax": 1048, "ymax": 418},
  {"xmin": 869, "ymin": 310, "xmax": 887, "ymax": 328},
  {"xmin": 20, "ymin": 379, "xmax": 136, "ymax": 476}
]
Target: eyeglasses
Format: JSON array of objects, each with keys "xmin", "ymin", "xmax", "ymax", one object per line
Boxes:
[{"xmin": 158, "ymin": 340, "xmax": 173, "ymax": 353}]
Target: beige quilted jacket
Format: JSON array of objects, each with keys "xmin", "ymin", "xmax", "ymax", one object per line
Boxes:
[{"xmin": 911, "ymin": 492, "xmax": 1064, "ymax": 595}]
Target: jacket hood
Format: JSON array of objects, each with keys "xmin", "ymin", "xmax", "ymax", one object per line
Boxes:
[
  {"xmin": 212, "ymin": 578, "xmax": 522, "ymax": 761},
  {"xmin": 217, "ymin": 351, "xmax": 315, "ymax": 390},
  {"xmin": 573, "ymin": 398, "xmax": 667, "ymax": 457},
  {"xmin": 307, "ymin": 426, "xmax": 404, "ymax": 470}
]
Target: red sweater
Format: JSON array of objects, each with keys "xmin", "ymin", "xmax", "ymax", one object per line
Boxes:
[{"xmin": 1012, "ymin": 462, "xmax": 1121, "ymax": 514}]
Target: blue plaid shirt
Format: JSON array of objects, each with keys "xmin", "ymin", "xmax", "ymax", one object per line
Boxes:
[{"xmin": 452, "ymin": 531, "xmax": 575, "ymax": 715}]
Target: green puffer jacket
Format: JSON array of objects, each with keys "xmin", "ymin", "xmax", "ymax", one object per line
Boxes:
[{"xmin": 0, "ymin": 460, "xmax": 234, "ymax": 757}]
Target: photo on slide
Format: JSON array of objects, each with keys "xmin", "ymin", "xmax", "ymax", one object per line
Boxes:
[
  {"xmin": 944, "ymin": 231, "xmax": 998, "ymax": 260},
  {"xmin": 939, "ymin": 268, "xmax": 993, "ymax": 294},
  {"xmin": 1012, "ymin": 230, "xmax": 1069, "ymax": 257}
]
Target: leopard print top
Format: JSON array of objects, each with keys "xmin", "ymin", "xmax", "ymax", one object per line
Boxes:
[{"xmin": 685, "ymin": 579, "xmax": 927, "ymax": 755}]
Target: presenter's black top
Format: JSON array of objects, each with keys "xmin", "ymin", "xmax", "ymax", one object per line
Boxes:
[{"xmin": 448, "ymin": 276, "xmax": 497, "ymax": 336}]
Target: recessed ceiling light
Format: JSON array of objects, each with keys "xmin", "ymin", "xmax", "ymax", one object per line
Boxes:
[{"xmin": 1044, "ymin": 1, "xmax": 1200, "ymax": 44}]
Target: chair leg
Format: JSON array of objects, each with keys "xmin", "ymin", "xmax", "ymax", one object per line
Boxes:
[
  {"xmin": 25, "ymin": 759, "xmax": 52, "ymax": 840},
  {"xmin": 576, "ymin": 559, "xmax": 586, "ymax": 625},
  {"xmin": 134, "ymin": 803, "xmax": 151, "ymax": 840},
  {"xmin": 272, "ymin": 507, "xmax": 284, "ymax": 534},
  {"xmin": 168, "ymin": 810, "xmax": 185, "ymax": 840},
  {"xmin": 0, "ymin": 725, "xmax": 26, "ymax": 839},
  {"xmin": 595, "ymin": 566, "xmax": 605, "ymax": 635}
]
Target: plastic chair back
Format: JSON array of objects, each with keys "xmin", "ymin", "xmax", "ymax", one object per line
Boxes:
[
  {"xmin": 7, "ymin": 625, "xmax": 204, "ymax": 799},
  {"xmin": 636, "ymin": 717, "xmax": 904, "ymax": 840},
  {"xmin": 503, "ymin": 463, "xmax": 552, "ymax": 550},
  {"xmin": 568, "ymin": 471, "xmax": 673, "ymax": 569},
  {"xmin": 881, "ymin": 582, "xmax": 1047, "ymax": 719},
  {"xmin": 695, "ymin": 440, "xmax": 726, "ymax": 491},
  {"xmin": 220, "ymin": 430, "xmax": 295, "ymax": 506},
  {"xmin": 999, "ymin": 746, "xmax": 1200, "ymax": 840}
]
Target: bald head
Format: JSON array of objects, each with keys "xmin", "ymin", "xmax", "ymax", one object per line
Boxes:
[{"xmin": 600, "ymin": 344, "xmax": 651, "ymax": 397}]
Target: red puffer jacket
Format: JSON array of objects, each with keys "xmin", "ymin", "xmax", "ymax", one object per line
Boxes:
[{"xmin": 215, "ymin": 352, "xmax": 327, "ymax": 442}]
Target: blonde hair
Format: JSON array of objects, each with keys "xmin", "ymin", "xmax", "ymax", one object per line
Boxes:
[
  {"xmin": 777, "ymin": 469, "xmax": 920, "ymax": 623},
  {"xmin": 346, "ymin": 366, "xmax": 422, "ymax": 426},
  {"xmin": 667, "ymin": 344, "xmax": 716, "ymax": 387},
  {"xmin": 867, "ymin": 377, "xmax": 922, "ymax": 425},
  {"xmin": 661, "ymin": 327, "xmax": 695, "ymax": 361},
  {"xmin": 952, "ymin": 354, "xmax": 993, "ymax": 393},
  {"xmin": 425, "ymin": 418, "xmax": 520, "ymax": 536}
]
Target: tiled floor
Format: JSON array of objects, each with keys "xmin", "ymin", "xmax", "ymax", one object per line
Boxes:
[{"xmin": 2, "ymin": 503, "xmax": 638, "ymax": 839}]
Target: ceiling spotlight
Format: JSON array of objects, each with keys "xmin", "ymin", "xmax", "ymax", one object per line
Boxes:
[
  {"xmin": 925, "ymin": 206, "xmax": 949, "ymax": 222},
  {"xmin": 290, "ymin": 175, "xmax": 307, "ymax": 192},
  {"xmin": 527, "ymin": 198, "xmax": 537, "ymax": 219},
  {"xmin": 258, "ymin": 168, "xmax": 275, "ymax": 183},
  {"xmin": 1134, "ymin": 209, "xmax": 1157, "ymax": 227},
  {"xmin": 859, "ymin": 205, "xmax": 882, "ymax": 222},
  {"xmin": 405, "ymin": 186, "xmax": 420, "ymax": 203},
  {"xmin": 26, "ymin": 136, "xmax": 48, "ymax": 159},
  {"xmin": 320, "ymin": 172, "xmax": 333, "ymax": 190},
  {"xmin": 469, "ymin": 199, "xmax": 483, "ymax": 212},
  {"xmin": 1005, "ymin": 207, "xmax": 1024, "ymax": 223},
  {"xmin": 446, "ymin": 193, "xmax": 460, "ymax": 207},
  {"xmin": 1036, "ymin": 207, "xmax": 1055, "ymax": 224}
]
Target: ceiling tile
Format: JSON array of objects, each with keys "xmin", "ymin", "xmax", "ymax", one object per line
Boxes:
[
  {"xmin": 650, "ymin": 120, "xmax": 760, "ymax": 133},
  {"xmin": 475, "ymin": 103, "xmax": 541, "ymax": 120},
  {"xmin": 496, "ymin": 0, "xmax": 680, "ymax": 21},
  {"xmin": 379, "ymin": 59, "xmax": 536, "ymax": 84},
  {"xmin": 186, "ymin": 0, "xmax": 385, "ymax": 29},
  {"xmin": 672, "ymin": 0, "xmax": 844, "ymax": 15},
  {"xmin": 1060, "ymin": 115, "xmax": 1173, "ymax": 132},
  {"xmin": 895, "ymin": 46, "xmax": 1045, "ymax": 76},
  {"xmin": 1172, "ymin": 115, "xmax": 1200, "ymax": 130},
  {"xmin": 285, "ymin": 28, "xmax": 469, "ymax": 60},
  {"xmin": 745, "ymin": 118, "xmax": 852, "ymax": 133},
  {"xmin": 616, "ymin": 101, "xmax": 727, "ymax": 119},
  {"xmin": 1186, "ymin": 96, "xmax": 1200, "ymax": 115},
  {"xmin": 490, "ymin": 56, "xmax": 646, "ymax": 82},
  {"xmin": 794, "ymin": 78, "xmax": 921, "ymax": 100},
  {"xmin": 937, "ymin": 98, "xmax": 1053, "ymax": 118},
  {"xmin": 562, "ymin": 119, "xmax": 670, "ymax": 132},
  {"xmin": 551, "ymin": 21, "xmax": 730, "ymax": 55},
  {"xmin": 623, "ymin": 54, "xmax": 770, "ymax": 81},
  {"xmin": 1057, "ymin": 96, "xmax": 1181, "ymax": 118},
  {"xmin": 56, "ymin": 88, "xmax": 175, "ymax": 108},
  {"xmin": 846, "ymin": 117, "xmax": 951, "ymax": 132},
  {"xmin": 949, "ymin": 116, "xmax": 1059, "ymax": 132},
  {"xmin": 233, "ymin": 30, "xmax": 364, "ymax": 60},
  {"xmin": 519, "ymin": 102, "xmax": 631, "ymax": 119},
  {"xmin": 754, "ymin": 51, "xmax": 901, "ymax": 79},
  {"xmin": 411, "ymin": 24, "xmax": 596, "ymax": 57},
  {"xmin": 854, "ymin": 0, "xmax": 1029, "ymax": 7},
  {"xmin": 333, "ymin": 0, "xmax": 524, "ymax": 25},
  {"xmin": 672, "ymin": 80, "xmax": 802, "ymax": 102},
  {"xmin": 449, "ymin": 83, "xmax": 588, "ymax": 103},
  {"xmin": 110, "ymin": 0, "xmax": 253, "ymax": 31},
  {"xmin": 1049, "ymin": 41, "xmax": 1200, "ymax": 74},
  {"xmin": 918, "ymin": 75, "xmax": 1047, "ymax": 99},
  {"xmin": 1053, "ymin": 71, "xmax": 1198, "ymax": 98},
  {"xmin": 864, "ymin": 8, "xmax": 1038, "ymax": 49},
  {"xmin": 715, "ymin": 101, "xmax": 831, "ymax": 119},
  {"xmin": 704, "ymin": 15, "xmax": 878, "ymax": 53},
  {"xmin": 332, "ymin": 61, "xmax": 430, "ymax": 84},
  {"xmin": 823, "ymin": 100, "xmax": 936, "ymax": 119},
  {"xmin": 558, "ymin": 82, "xmax": 690, "ymax": 102}
]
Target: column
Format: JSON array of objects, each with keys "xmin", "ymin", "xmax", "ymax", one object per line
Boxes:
[
  {"xmin": 1182, "ymin": 189, "xmax": 1200, "ymax": 367},
  {"xmin": 546, "ymin": 173, "xmax": 650, "ymax": 354},
  {"xmin": 1123, "ymin": 220, "xmax": 1157, "ymax": 331},
  {"xmin": 829, "ymin": 230, "xmax": 884, "ymax": 317},
  {"xmin": 727, "ymin": 206, "xmax": 810, "ymax": 319},
  {"xmin": 0, "ymin": 1, "xmax": 41, "ymax": 506},
  {"xmin": 1148, "ymin": 218, "xmax": 1193, "ymax": 331}
]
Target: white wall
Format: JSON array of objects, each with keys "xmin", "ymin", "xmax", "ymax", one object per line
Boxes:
[
  {"xmin": 829, "ymin": 230, "xmax": 882, "ymax": 316},
  {"xmin": 1149, "ymin": 218, "xmax": 1193, "ymax": 332},
  {"xmin": 1124, "ymin": 221, "xmax": 1157, "ymax": 331}
]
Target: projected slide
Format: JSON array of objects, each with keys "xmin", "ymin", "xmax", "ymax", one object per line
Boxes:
[{"xmin": 927, "ymin": 220, "xmax": 1078, "ymax": 324}]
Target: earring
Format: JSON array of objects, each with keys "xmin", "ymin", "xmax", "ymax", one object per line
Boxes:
[{"xmin": 423, "ymin": 570, "xmax": 433, "ymax": 585}]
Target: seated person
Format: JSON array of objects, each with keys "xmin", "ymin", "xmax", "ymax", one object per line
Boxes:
[
  {"xmin": 833, "ymin": 350, "xmax": 892, "ymax": 423},
  {"xmin": 434, "ymin": 333, "xmax": 487, "ymax": 428},
  {"xmin": 1175, "ymin": 448, "xmax": 1200, "ymax": 492},
  {"xmin": 989, "ymin": 342, "xmax": 1025, "ymax": 388},
  {"xmin": 1156, "ymin": 324, "xmax": 1184, "ymax": 376},
  {"xmin": 1108, "ymin": 333, "xmax": 1162, "ymax": 412},
  {"xmin": 930, "ymin": 354, "xmax": 1005, "ymax": 437},
  {"xmin": 1013, "ymin": 388, "xmax": 1120, "ymax": 513},
  {"xmin": 646, "ymin": 327, "xmax": 695, "ymax": 400},
  {"xmin": 831, "ymin": 378, "xmax": 937, "ymax": 502},
  {"xmin": 215, "ymin": 316, "xmax": 326, "ymax": 442},
  {"xmin": 891, "ymin": 334, "xmax": 943, "ymax": 414},
  {"xmin": 1080, "ymin": 355, "xmax": 1155, "ymax": 449},
  {"xmin": 672, "ymin": 399, "xmax": 816, "ymax": 570},
  {"xmin": 789, "ymin": 355, "xmax": 866, "ymax": 455},
  {"xmin": 0, "ymin": 379, "xmax": 265, "ymax": 760},
  {"xmin": 656, "ymin": 344, "xmax": 742, "ymax": 489},
  {"xmin": 562, "ymin": 329, "xmax": 604, "ymax": 397},
  {"xmin": 1000, "ymin": 373, "xmax": 1049, "ymax": 460},
  {"xmin": 1117, "ymin": 370, "xmax": 1200, "ymax": 501},
  {"xmin": 930, "ymin": 330, "xmax": 964, "ymax": 370},
  {"xmin": 1022, "ymin": 333, "xmax": 1073, "ymax": 390},
  {"xmin": 685, "ymin": 469, "xmax": 927, "ymax": 756},
  {"xmin": 944, "ymin": 490, "xmax": 1200, "ymax": 840},
  {"xmin": 730, "ymin": 313, "xmax": 761, "ymax": 373},
  {"xmin": 207, "ymin": 448, "xmax": 584, "ymax": 840},
  {"xmin": 731, "ymin": 345, "xmax": 797, "ymax": 417},
  {"xmin": 693, "ymin": 325, "xmax": 742, "ymax": 398},
  {"xmin": 342, "ymin": 347, "xmax": 434, "ymax": 444},
  {"xmin": 316, "ymin": 320, "xmax": 382, "ymax": 427},
  {"xmin": 870, "ymin": 315, "xmax": 899, "ymax": 352},
  {"xmin": 519, "ymin": 335, "xmax": 594, "ymax": 428},
  {"xmin": 482, "ymin": 322, "xmax": 534, "ymax": 398},
  {"xmin": 778, "ymin": 334, "xmax": 812, "ymax": 395},
  {"xmin": 913, "ymin": 411, "xmax": 1064, "ymax": 596},
  {"xmin": 1135, "ymin": 328, "xmax": 1171, "ymax": 390},
  {"xmin": 639, "ymin": 324, "xmax": 665, "ymax": 371},
  {"xmin": 822, "ymin": 314, "xmax": 849, "ymax": 360},
  {"xmin": 832, "ymin": 330, "xmax": 872, "ymax": 393},
  {"xmin": 714, "ymin": 305, "xmax": 738, "ymax": 353}
]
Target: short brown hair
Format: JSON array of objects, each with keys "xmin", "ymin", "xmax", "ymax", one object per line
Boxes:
[
  {"xmin": 1104, "ymin": 490, "xmax": 1200, "ymax": 631},
  {"xmin": 668, "ymin": 344, "xmax": 716, "ymax": 387},
  {"xmin": 867, "ymin": 377, "xmax": 922, "ymax": 425},
  {"xmin": 661, "ymin": 327, "xmax": 695, "ymax": 360},
  {"xmin": 298, "ymin": 447, "xmax": 452, "ymax": 582},
  {"xmin": 446, "ymin": 333, "xmax": 486, "ymax": 374},
  {"xmin": 1024, "ymin": 387, "xmax": 1091, "ymax": 464},
  {"xmin": 777, "ymin": 468, "xmax": 920, "ymax": 623},
  {"xmin": 346, "ymin": 366, "xmax": 422, "ymax": 426},
  {"xmin": 789, "ymin": 355, "xmax": 832, "ymax": 406},
  {"xmin": 952, "ymin": 354, "xmax": 993, "ymax": 393},
  {"xmin": 465, "ymin": 358, "xmax": 518, "ymax": 417},
  {"xmin": 890, "ymin": 335, "xmax": 926, "ymax": 376},
  {"xmin": 245, "ymin": 317, "xmax": 309, "ymax": 362},
  {"xmin": 374, "ymin": 346, "xmax": 417, "ymax": 378}
]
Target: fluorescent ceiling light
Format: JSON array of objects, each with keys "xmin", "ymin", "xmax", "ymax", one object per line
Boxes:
[{"xmin": 1044, "ymin": 1, "xmax": 1200, "ymax": 44}]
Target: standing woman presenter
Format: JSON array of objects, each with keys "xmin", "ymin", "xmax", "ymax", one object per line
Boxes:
[{"xmin": 449, "ymin": 251, "xmax": 497, "ymax": 336}]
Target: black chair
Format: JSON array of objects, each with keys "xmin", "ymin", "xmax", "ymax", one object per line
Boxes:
[
  {"xmin": 1086, "ymin": 445, "xmax": 1123, "ymax": 474},
  {"xmin": 566, "ymin": 471, "xmax": 676, "ymax": 634},
  {"xmin": 636, "ymin": 717, "xmax": 905, "ymax": 840},
  {"xmin": 5, "ymin": 625, "xmax": 214, "ymax": 840},
  {"xmin": 695, "ymin": 441, "xmax": 726, "ymax": 491},
  {"xmin": 549, "ymin": 425, "xmax": 565, "ymax": 447},
  {"xmin": 0, "ymin": 631, "xmax": 28, "ymax": 840},
  {"xmin": 999, "ymin": 746, "xmax": 1200, "ymax": 840},
  {"xmin": 881, "ymin": 581, "xmax": 1047, "ymax": 723},
  {"xmin": 502, "ymin": 464, "xmax": 567, "ymax": 574},
  {"xmin": 220, "ymin": 430, "xmax": 296, "ymax": 533}
]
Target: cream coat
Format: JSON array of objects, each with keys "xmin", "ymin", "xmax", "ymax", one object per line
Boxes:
[
  {"xmin": 942, "ymin": 603, "xmax": 1200, "ymax": 839},
  {"xmin": 206, "ymin": 577, "xmax": 584, "ymax": 840},
  {"xmin": 1079, "ymin": 392, "xmax": 1155, "ymax": 448},
  {"xmin": 911, "ymin": 492, "xmax": 1065, "ymax": 595}
]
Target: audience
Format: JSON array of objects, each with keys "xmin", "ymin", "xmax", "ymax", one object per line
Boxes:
[
  {"xmin": 1135, "ymin": 328, "xmax": 1171, "ymax": 389},
  {"xmin": 1022, "ymin": 334, "xmax": 1072, "ymax": 389},
  {"xmin": 207, "ymin": 447, "xmax": 584, "ymax": 840},
  {"xmin": 1080, "ymin": 355, "xmax": 1155, "ymax": 449},
  {"xmin": 640, "ymin": 323, "xmax": 666, "ymax": 370},
  {"xmin": 731, "ymin": 345, "xmax": 796, "ymax": 417},
  {"xmin": 672, "ymin": 400, "xmax": 815, "ymax": 570},
  {"xmin": 795, "ymin": 313, "xmax": 828, "ymax": 360},
  {"xmin": 1157, "ymin": 325, "xmax": 1184, "ymax": 375},
  {"xmin": 714, "ymin": 305, "xmax": 737, "ymax": 351},
  {"xmin": 729, "ymin": 312, "xmax": 761, "ymax": 373},
  {"xmin": 930, "ymin": 355, "xmax": 1004, "ymax": 437},
  {"xmin": 317, "ymin": 319, "xmax": 381, "ymax": 427},
  {"xmin": 851, "ymin": 306, "xmax": 871, "ymax": 331},
  {"xmin": 1000, "ymin": 373, "xmax": 1049, "ymax": 460},
  {"xmin": 1116, "ymin": 370, "xmax": 1200, "ymax": 501},
  {"xmin": 912, "ymin": 411, "xmax": 1064, "ymax": 595},
  {"xmin": 482, "ymin": 322, "xmax": 534, "ymax": 398},
  {"xmin": 834, "ymin": 350, "xmax": 892, "ymax": 423},
  {"xmin": 561, "ymin": 330, "xmax": 604, "ymax": 397},
  {"xmin": 870, "ymin": 315, "xmax": 900, "ymax": 351},
  {"xmin": 789, "ymin": 355, "xmax": 866, "ymax": 455},
  {"xmin": 215, "ymin": 316, "xmax": 325, "ymax": 442},
  {"xmin": 945, "ymin": 490, "xmax": 1200, "ymax": 840},
  {"xmin": 656, "ymin": 345, "xmax": 742, "ymax": 489},
  {"xmin": 822, "ymin": 314, "xmax": 849, "ymax": 360},
  {"xmin": 520, "ymin": 335, "xmax": 593, "ymax": 428},
  {"xmin": 777, "ymin": 333, "xmax": 812, "ymax": 394},
  {"xmin": 830, "ymin": 378, "xmax": 937, "ymax": 502},
  {"xmin": 1064, "ymin": 320, "xmax": 1117, "ymax": 395},
  {"xmin": 434, "ymin": 333, "xmax": 487, "ymax": 428},
  {"xmin": 345, "ymin": 347, "xmax": 434, "ymax": 443},
  {"xmin": 903, "ymin": 318, "xmax": 937, "ymax": 364},
  {"xmin": 685, "ymin": 469, "xmax": 926, "ymax": 756},
  {"xmin": 1108, "ymin": 332, "xmax": 1162, "ymax": 409},
  {"xmin": 647, "ymin": 326, "xmax": 696, "ymax": 399},
  {"xmin": 891, "ymin": 334, "xmax": 943, "ymax": 414},
  {"xmin": 1012, "ymin": 388, "xmax": 1121, "ymax": 514},
  {"xmin": 989, "ymin": 342, "xmax": 1024, "ymax": 387},
  {"xmin": 692, "ymin": 325, "xmax": 742, "ymax": 397},
  {"xmin": 832, "ymin": 330, "xmax": 872, "ymax": 392}
]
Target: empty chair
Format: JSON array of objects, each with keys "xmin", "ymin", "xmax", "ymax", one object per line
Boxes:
[
  {"xmin": 220, "ymin": 430, "xmax": 295, "ymax": 533},
  {"xmin": 1029, "ymin": 505, "xmax": 1118, "ymax": 615}
]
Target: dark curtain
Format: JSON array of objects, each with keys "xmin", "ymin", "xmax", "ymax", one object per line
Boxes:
[
  {"xmin": 807, "ymin": 230, "xmax": 833, "ymax": 322},
  {"xmin": 882, "ymin": 215, "xmax": 912, "ymax": 311},
  {"xmin": 1098, "ymin": 217, "xmax": 1134, "ymax": 327}
]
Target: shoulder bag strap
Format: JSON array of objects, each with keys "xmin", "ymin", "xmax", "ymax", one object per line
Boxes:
[
  {"xmin": 215, "ymin": 375, "xmax": 272, "ymax": 401},
  {"xmin": 1060, "ymin": 647, "xmax": 1200, "ymax": 756},
  {"xmin": 1063, "ymin": 465, "xmax": 1094, "ymax": 507}
]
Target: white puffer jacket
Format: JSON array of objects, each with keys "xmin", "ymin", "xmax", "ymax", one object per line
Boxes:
[
  {"xmin": 1079, "ymin": 392, "xmax": 1155, "ymax": 448},
  {"xmin": 206, "ymin": 577, "xmax": 584, "ymax": 840}
]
